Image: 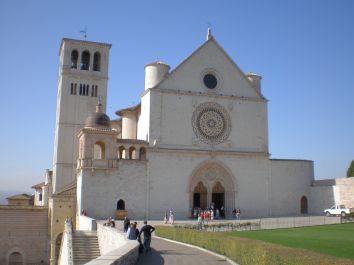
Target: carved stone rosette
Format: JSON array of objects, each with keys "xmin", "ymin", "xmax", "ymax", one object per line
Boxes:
[{"xmin": 192, "ymin": 102, "xmax": 231, "ymax": 145}]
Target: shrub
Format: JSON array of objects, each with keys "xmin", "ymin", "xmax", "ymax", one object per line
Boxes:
[{"xmin": 155, "ymin": 226, "xmax": 354, "ymax": 265}]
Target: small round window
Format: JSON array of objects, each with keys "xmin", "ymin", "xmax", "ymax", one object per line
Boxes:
[{"xmin": 203, "ymin": 74, "xmax": 218, "ymax": 89}]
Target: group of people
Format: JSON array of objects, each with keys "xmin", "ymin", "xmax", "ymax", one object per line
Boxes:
[
  {"xmin": 232, "ymin": 208, "xmax": 241, "ymax": 220},
  {"xmin": 103, "ymin": 216, "xmax": 116, "ymax": 227},
  {"xmin": 123, "ymin": 216, "xmax": 155, "ymax": 253},
  {"xmin": 163, "ymin": 210, "xmax": 175, "ymax": 224},
  {"xmin": 192, "ymin": 205, "xmax": 226, "ymax": 220}
]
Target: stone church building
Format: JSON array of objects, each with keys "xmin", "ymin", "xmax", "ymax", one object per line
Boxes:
[{"xmin": 1, "ymin": 30, "xmax": 353, "ymax": 264}]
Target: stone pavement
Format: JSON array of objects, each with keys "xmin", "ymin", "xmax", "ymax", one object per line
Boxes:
[{"xmin": 135, "ymin": 236, "xmax": 234, "ymax": 265}]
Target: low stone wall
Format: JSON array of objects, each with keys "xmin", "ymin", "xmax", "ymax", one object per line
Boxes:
[
  {"xmin": 78, "ymin": 215, "xmax": 97, "ymax": 231},
  {"xmin": 58, "ymin": 219, "xmax": 74, "ymax": 265},
  {"xmin": 85, "ymin": 222, "xmax": 139, "ymax": 265}
]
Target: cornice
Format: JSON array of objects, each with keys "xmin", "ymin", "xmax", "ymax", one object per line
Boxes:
[
  {"xmin": 116, "ymin": 139, "xmax": 148, "ymax": 145},
  {"xmin": 78, "ymin": 128, "xmax": 119, "ymax": 137},
  {"xmin": 147, "ymin": 145, "xmax": 270, "ymax": 157},
  {"xmin": 141, "ymin": 87, "xmax": 267, "ymax": 103}
]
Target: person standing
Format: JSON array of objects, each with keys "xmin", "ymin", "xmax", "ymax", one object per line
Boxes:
[
  {"xmin": 127, "ymin": 222, "xmax": 139, "ymax": 240},
  {"xmin": 236, "ymin": 208, "xmax": 241, "ymax": 220},
  {"xmin": 123, "ymin": 216, "xmax": 130, "ymax": 232},
  {"xmin": 138, "ymin": 220, "xmax": 155, "ymax": 253}
]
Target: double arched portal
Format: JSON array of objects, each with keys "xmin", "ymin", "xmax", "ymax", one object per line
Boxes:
[{"xmin": 189, "ymin": 161, "xmax": 236, "ymax": 216}]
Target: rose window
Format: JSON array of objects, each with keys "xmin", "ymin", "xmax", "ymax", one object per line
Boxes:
[{"xmin": 192, "ymin": 102, "xmax": 231, "ymax": 145}]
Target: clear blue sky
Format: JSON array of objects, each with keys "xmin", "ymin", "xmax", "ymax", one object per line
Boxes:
[{"xmin": 0, "ymin": 0, "xmax": 353, "ymax": 191}]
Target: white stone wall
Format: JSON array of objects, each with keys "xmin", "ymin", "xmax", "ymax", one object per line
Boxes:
[
  {"xmin": 137, "ymin": 92, "xmax": 150, "ymax": 142},
  {"xmin": 78, "ymin": 160, "xmax": 147, "ymax": 220},
  {"xmin": 146, "ymin": 150, "xmax": 271, "ymax": 219},
  {"xmin": 310, "ymin": 177, "xmax": 354, "ymax": 214},
  {"xmin": 270, "ymin": 159, "xmax": 314, "ymax": 216},
  {"xmin": 310, "ymin": 185, "xmax": 335, "ymax": 215},
  {"xmin": 152, "ymin": 91, "xmax": 268, "ymax": 152},
  {"xmin": 157, "ymin": 39, "xmax": 260, "ymax": 99}
]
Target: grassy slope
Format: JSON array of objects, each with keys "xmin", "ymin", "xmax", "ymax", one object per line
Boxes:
[{"xmin": 226, "ymin": 223, "xmax": 354, "ymax": 259}]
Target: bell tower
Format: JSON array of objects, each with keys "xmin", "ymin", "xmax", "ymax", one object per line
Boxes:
[{"xmin": 52, "ymin": 38, "xmax": 112, "ymax": 193}]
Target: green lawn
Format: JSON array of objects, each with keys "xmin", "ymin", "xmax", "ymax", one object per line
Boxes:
[{"xmin": 226, "ymin": 223, "xmax": 354, "ymax": 259}]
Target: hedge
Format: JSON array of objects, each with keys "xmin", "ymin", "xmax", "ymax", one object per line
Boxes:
[{"xmin": 155, "ymin": 226, "xmax": 354, "ymax": 265}]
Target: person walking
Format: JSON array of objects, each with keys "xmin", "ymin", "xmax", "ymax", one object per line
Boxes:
[{"xmin": 138, "ymin": 220, "xmax": 155, "ymax": 253}]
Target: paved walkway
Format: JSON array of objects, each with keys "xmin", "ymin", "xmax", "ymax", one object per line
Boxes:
[{"xmin": 135, "ymin": 237, "xmax": 233, "ymax": 265}]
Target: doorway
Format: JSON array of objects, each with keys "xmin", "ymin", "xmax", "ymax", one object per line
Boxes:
[
  {"xmin": 193, "ymin": 182, "xmax": 207, "ymax": 209},
  {"xmin": 8, "ymin": 252, "xmax": 23, "ymax": 265},
  {"xmin": 212, "ymin": 182, "xmax": 225, "ymax": 217}
]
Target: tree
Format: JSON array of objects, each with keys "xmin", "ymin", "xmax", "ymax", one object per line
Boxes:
[{"xmin": 347, "ymin": 160, "xmax": 354, "ymax": 178}]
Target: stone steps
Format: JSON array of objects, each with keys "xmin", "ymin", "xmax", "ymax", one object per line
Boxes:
[{"xmin": 72, "ymin": 231, "xmax": 100, "ymax": 265}]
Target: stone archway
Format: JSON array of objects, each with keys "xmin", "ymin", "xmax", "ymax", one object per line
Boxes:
[
  {"xmin": 6, "ymin": 247, "xmax": 26, "ymax": 265},
  {"xmin": 189, "ymin": 161, "xmax": 236, "ymax": 217},
  {"xmin": 9, "ymin": 252, "xmax": 23, "ymax": 265}
]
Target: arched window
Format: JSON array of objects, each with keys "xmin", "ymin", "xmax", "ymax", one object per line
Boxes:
[
  {"xmin": 94, "ymin": 141, "xmax": 105, "ymax": 159},
  {"xmin": 93, "ymin": 52, "xmax": 101, "ymax": 71},
  {"xmin": 300, "ymin": 196, "xmax": 308, "ymax": 214},
  {"xmin": 81, "ymin": 51, "xmax": 90, "ymax": 70},
  {"xmin": 71, "ymin": 50, "xmax": 78, "ymax": 69},
  {"xmin": 129, "ymin": 146, "xmax": 136, "ymax": 159},
  {"xmin": 139, "ymin": 147, "xmax": 146, "ymax": 160},
  {"xmin": 118, "ymin": 146, "xmax": 125, "ymax": 159},
  {"xmin": 9, "ymin": 252, "xmax": 23, "ymax": 265},
  {"xmin": 117, "ymin": 199, "xmax": 125, "ymax": 210}
]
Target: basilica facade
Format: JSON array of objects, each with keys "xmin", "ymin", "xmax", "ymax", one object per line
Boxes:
[
  {"xmin": 3, "ymin": 31, "xmax": 353, "ymax": 265},
  {"xmin": 48, "ymin": 31, "xmax": 353, "ymax": 224}
]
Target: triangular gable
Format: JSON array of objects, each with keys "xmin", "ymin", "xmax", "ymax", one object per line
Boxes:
[{"xmin": 155, "ymin": 37, "xmax": 265, "ymax": 99}]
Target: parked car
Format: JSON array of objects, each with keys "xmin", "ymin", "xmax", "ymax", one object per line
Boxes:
[{"xmin": 324, "ymin": 205, "xmax": 354, "ymax": 217}]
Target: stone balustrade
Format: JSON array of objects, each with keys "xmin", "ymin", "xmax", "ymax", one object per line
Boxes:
[{"xmin": 58, "ymin": 218, "xmax": 74, "ymax": 265}]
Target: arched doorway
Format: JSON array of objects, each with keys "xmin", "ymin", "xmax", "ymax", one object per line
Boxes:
[
  {"xmin": 189, "ymin": 161, "xmax": 236, "ymax": 217},
  {"xmin": 117, "ymin": 199, "xmax": 125, "ymax": 210},
  {"xmin": 300, "ymin": 196, "xmax": 308, "ymax": 214},
  {"xmin": 55, "ymin": 233, "xmax": 63, "ymax": 265},
  {"xmin": 212, "ymin": 181, "xmax": 225, "ymax": 214},
  {"xmin": 193, "ymin": 182, "xmax": 207, "ymax": 209},
  {"xmin": 8, "ymin": 252, "xmax": 23, "ymax": 265}
]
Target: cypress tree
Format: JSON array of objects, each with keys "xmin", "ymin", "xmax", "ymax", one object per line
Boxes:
[{"xmin": 347, "ymin": 160, "xmax": 354, "ymax": 177}]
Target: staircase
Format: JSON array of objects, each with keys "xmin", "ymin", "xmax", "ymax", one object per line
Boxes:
[{"xmin": 73, "ymin": 231, "xmax": 100, "ymax": 265}]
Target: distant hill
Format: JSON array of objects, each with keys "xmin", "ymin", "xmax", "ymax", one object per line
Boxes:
[{"xmin": 0, "ymin": 190, "xmax": 33, "ymax": 205}]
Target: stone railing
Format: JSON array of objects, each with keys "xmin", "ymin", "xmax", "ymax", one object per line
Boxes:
[
  {"xmin": 58, "ymin": 218, "xmax": 74, "ymax": 265},
  {"xmin": 85, "ymin": 222, "xmax": 139, "ymax": 265},
  {"xmin": 78, "ymin": 214, "xmax": 97, "ymax": 231}
]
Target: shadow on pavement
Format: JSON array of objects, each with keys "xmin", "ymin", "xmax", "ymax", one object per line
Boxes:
[{"xmin": 135, "ymin": 248, "xmax": 164, "ymax": 265}]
